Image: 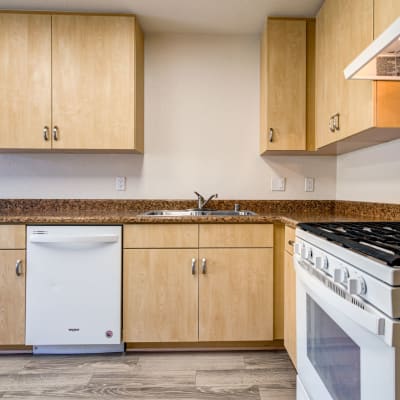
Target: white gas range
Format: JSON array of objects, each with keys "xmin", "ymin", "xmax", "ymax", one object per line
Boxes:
[{"xmin": 294, "ymin": 222, "xmax": 400, "ymax": 400}]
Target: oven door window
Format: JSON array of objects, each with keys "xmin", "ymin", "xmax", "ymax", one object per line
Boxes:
[{"xmin": 307, "ymin": 294, "xmax": 360, "ymax": 400}]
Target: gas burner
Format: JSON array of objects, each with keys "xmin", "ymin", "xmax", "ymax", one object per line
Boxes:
[{"xmin": 298, "ymin": 222, "xmax": 400, "ymax": 266}]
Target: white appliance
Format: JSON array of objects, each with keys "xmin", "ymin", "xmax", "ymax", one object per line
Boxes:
[
  {"xmin": 26, "ymin": 225, "xmax": 123, "ymax": 354},
  {"xmin": 344, "ymin": 17, "xmax": 400, "ymax": 80},
  {"xmin": 294, "ymin": 222, "xmax": 400, "ymax": 400}
]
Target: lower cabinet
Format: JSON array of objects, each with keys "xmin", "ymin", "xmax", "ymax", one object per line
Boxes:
[
  {"xmin": 0, "ymin": 224, "xmax": 26, "ymax": 346},
  {"xmin": 284, "ymin": 226, "xmax": 296, "ymax": 367},
  {"xmin": 123, "ymin": 223, "xmax": 274, "ymax": 343},
  {"xmin": 199, "ymin": 248, "xmax": 273, "ymax": 341},
  {"xmin": 123, "ymin": 249, "xmax": 198, "ymax": 342}
]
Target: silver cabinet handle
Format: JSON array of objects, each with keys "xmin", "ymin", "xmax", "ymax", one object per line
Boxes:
[
  {"xmin": 269, "ymin": 128, "xmax": 274, "ymax": 142},
  {"xmin": 288, "ymin": 240, "xmax": 295, "ymax": 247},
  {"xmin": 191, "ymin": 258, "xmax": 196, "ymax": 275},
  {"xmin": 53, "ymin": 126, "xmax": 59, "ymax": 141},
  {"xmin": 329, "ymin": 117, "xmax": 335, "ymax": 132},
  {"xmin": 43, "ymin": 126, "xmax": 49, "ymax": 141},
  {"xmin": 15, "ymin": 259, "xmax": 23, "ymax": 276},
  {"xmin": 201, "ymin": 258, "xmax": 207, "ymax": 274},
  {"xmin": 333, "ymin": 113, "xmax": 340, "ymax": 131}
]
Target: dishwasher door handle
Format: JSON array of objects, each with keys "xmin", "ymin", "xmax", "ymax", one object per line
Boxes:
[{"xmin": 29, "ymin": 234, "xmax": 119, "ymax": 244}]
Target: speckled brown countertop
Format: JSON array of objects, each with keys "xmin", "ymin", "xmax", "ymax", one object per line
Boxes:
[{"xmin": 0, "ymin": 199, "xmax": 399, "ymax": 227}]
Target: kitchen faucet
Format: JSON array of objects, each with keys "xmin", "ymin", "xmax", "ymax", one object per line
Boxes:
[{"xmin": 194, "ymin": 191, "xmax": 218, "ymax": 210}]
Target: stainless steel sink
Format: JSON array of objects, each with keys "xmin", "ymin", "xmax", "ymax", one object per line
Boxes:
[{"xmin": 142, "ymin": 210, "xmax": 257, "ymax": 217}]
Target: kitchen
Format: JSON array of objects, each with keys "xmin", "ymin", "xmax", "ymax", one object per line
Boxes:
[{"xmin": 0, "ymin": 0, "xmax": 399, "ymax": 399}]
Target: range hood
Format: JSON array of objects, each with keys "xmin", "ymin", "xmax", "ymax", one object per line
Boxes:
[{"xmin": 344, "ymin": 17, "xmax": 400, "ymax": 80}]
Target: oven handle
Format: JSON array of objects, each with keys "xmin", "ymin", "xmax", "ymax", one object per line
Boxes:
[{"xmin": 294, "ymin": 256, "xmax": 386, "ymax": 338}]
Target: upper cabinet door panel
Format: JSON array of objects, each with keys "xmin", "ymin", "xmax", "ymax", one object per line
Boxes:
[
  {"xmin": 336, "ymin": 0, "xmax": 373, "ymax": 140},
  {"xmin": 315, "ymin": 0, "xmax": 338, "ymax": 148},
  {"xmin": 0, "ymin": 14, "xmax": 51, "ymax": 149},
  {"xmin": 266, "ymin": 19, "xmax": 307, "ymax": 151},
  {"xmin": 52, "ymin": 15, "xmax": 137, "ymax": 150}
]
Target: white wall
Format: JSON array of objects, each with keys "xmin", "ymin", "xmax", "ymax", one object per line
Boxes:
[
  {"xmin": 0, "ymin": 34, "xmax": 337, "ymax": 200},
  {"xmin": 336, "ymin": 139, "xmax": 400, "ymax": 204}
]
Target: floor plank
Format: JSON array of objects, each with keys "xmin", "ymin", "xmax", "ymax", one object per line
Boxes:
[
  {"xmin": 259, "ymin": 387, "xmax": 296, "ymax": 400},
  {"xmin": 0, "ymin": 350, "xmax": 296, "ymax": 400}
]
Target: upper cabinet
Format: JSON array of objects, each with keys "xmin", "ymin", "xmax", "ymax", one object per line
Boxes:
[
  {"xmin": 316, "ymin": 0, "xmax": 374, "ymax": 149},
  {"xmin": 315, "ymin": 0, "xmax": 400, "ymax": 153},
  {"xmin": 260, "ymin": 18, "xmax": 316, "ymax": 154},
  {"xmin": 0, "ymin": 14, "xmax": 52, "ymax": 150},
  {"xmin": 0, "ymin": 12, "xmax": 144, "ymax": 152}
]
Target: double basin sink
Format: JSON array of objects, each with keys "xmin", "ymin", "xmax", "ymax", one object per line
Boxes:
[{"xmin": 143, "ymin": 210, "xmax": 257, "ymax": 217}]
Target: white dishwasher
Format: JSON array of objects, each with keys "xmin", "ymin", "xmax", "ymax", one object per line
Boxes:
[{"xmin": 26, "ymin": 225, "xmax": 123, "ymax": 354}]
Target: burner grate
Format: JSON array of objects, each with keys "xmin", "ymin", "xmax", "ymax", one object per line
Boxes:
[{"xmin": 298, "ymin": 222, "xmax": 400, "ymax": 266}]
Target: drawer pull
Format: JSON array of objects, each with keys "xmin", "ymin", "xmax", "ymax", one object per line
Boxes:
[
  {"xmin": 329, "ymin": 116, "xmax": 335, "ymax": 132},
  {"xmin": 191, "ymin": 258, "xmax": 196, "ymax": 275},
  {"xmin": 15, "ymin": 259, "xmax": 23, "ymax": 276},
  {"xmin": 333, "ymin": 113, "xmax": 340, "ymax": 131},
  {"xmin": 201, "ymin": 258, "xmax": 207, "ymax": 274},
  {"xmin": 53, "ymin": 126, "xmax": 59, "ymax": 141},
  {"xmin": 43, "ymin": 126, "xmax": 49, "ymax": 141},
  {"xmin": 288, "ymin": 240, "xmax": 295, "ymax": 247}
]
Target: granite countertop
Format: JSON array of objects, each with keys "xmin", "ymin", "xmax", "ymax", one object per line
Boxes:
[{"xmin": 0, "ymin": 199, "xmax": 398, "ymax": 228}]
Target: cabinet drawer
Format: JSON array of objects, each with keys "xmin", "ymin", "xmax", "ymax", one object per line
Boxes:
[
  {"xmin": 285, "ymin": 226, "xmax": 296, "ymax": 255},
  {"xmin": 123, "ymin": 224, "xmax": 198, "ymax": 248},
  {"xmin": 199, "ymin": 224, "xmax": 273, "ymax": 248},
  {"xmin": 0, "ymin": 225, "xmax": 25, "ymax": 249}
]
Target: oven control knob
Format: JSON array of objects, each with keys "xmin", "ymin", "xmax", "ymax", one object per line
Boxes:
[
  {"xmin": 315, "ymin": 255, "xmax": 328, "ymax": 271},
  {"xmin": 301, "ymin": 246, "xmax": 312, "ymax": 261},
  {"xmin": 333, "ymin": 267, "xmax": 349, "ymax": 284},
  {"xmin": 348, "ymin": 277, "xmax": 367, "ymax": 295},
  {"xmin": 294, "ymin": 242, "xmax": 301, "ymax": 256}
]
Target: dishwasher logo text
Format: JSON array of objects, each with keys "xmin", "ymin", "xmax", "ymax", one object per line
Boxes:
[{"xmin": 68, "ymin": 328, "xmax": 80, "ymax": 332}]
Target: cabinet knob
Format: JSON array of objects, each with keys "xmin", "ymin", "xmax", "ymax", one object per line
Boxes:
[
  {"xmin": 288, "ymin": 240, "xmax": 295, "ymax": 247},
  {"xmin": 269, "ymin": 128, "xmax": 274, "ymax": 142},
  {"xmin": 15, "ymin": 259, "xmax": 23, "ymax": 276},
  {"xmin": 201, "ymin": 258, "xmax": 207, "ymax": 274},
  {"xmin": 43, "ymin": 126, "xmax": 49, "ymax": 141},
  {"xmin": 53, "ymin": 126, "xmax": 59, "ymax": 141},
  {"xmin": 191, "ymin": 258, "xmax": 196, "ymax": 275}
]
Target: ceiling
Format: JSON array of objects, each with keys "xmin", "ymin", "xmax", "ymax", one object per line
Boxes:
[{"xmin": 0, "ymin": 0, "xmax": 323, "ymax": 34}]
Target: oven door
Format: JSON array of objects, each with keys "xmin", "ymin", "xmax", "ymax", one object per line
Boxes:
[{"xmin": 295, "ymin": 256, "xmax": 398, "ymax": 400}]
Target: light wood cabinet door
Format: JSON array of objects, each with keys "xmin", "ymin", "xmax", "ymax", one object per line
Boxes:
[
  {"xmin": 0, "ymin": 14, "xmax": 51, "ymax": 149},
  {"xmin": 0, "ymin": 250, "xmax": 25, "ymax": 345},
  {"xmin": 284, "ymin": 250, "xmax": 296, "ymax": 368},
  {"xmin": 316, "ymin": 0, "xmax": 374, "ymax": 148},
  {"xmin": 336, "ymin": 0, "xmax": 373, "ymax": 141},
  {"xmin": 315, "ymin": 0, "xmax": 339, "ymax": 148},
  {"xmin": 52, "ymin": 15, "xmax": 143, "ymax": 151},
  {"xmin": 123, "ymin": 249, "xmax": 198, "ymax": 342},
  {"xmin": 260, "ymin": 19, "xmax": 307, "ymax": 152},
  {"xmin": 199, "ymin": 248, "xmax": 273, "ymax": 342},
  {"xmin": 374, "ymin": 0, "xmax": 400, "ymax": 37}
]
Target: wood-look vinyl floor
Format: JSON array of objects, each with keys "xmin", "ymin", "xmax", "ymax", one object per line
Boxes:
[{"xmin": 0, "ymin": 350, "xmax": 296, "ymax": 399}]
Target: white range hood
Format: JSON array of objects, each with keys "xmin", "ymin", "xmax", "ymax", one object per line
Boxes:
[{"xmin": 344, "ymin": 17, "xmax": 400, "ymax": 80}]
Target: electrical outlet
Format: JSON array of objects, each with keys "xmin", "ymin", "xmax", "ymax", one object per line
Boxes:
[
  {"xmin": 305, "ymin": 177, "xmax": 315, "ymax": 192},
  {"xmin": 271, "ymin": 177, "xmax": 286, "ymax": 191},
  {"xmin": 115, "ymin": 176, "xmax": 126, "ymax": 191}
]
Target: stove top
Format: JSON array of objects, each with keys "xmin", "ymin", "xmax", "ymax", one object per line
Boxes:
[{"xmin": 298, "ymin": 222, "xmax": 400, "ymax": 267}]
